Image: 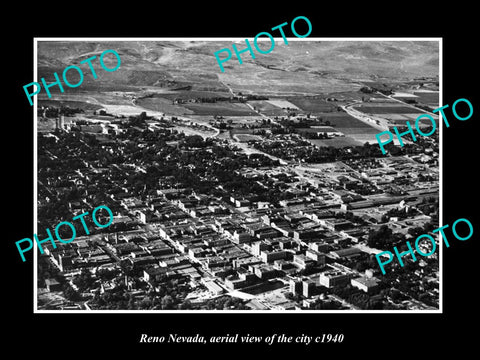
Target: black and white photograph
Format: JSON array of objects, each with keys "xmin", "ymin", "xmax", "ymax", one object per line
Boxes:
[
  {"xmin": 34, "ymin": 39, "xmax": 441, "ymax": 312},
  {"xmin": 6, "ymin": 5, "xmax": 478, "ymax": 356}
]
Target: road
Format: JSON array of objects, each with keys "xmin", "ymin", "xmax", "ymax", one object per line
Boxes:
[{"xmin": 341, "ymin": 102, "xmax": 389, "ymax": 132}]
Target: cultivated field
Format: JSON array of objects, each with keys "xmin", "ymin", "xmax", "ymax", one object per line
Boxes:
[
  {"xmin": 136, "ymin": 96, "xmax": 193, "ymax": 115},
  {"xmin": 38, "ymin": 99, "xmax": 104, "ymax": 111},
  {"xmin": 287, "ymin": 97, "xmax": 338, "ymax": 113},
  {"xmin": 264, "ymin": 99, "xmax": 300, "ymax": 110},
  {"xmin": 182, "ymin": 102, "xmax": 258, "ymax": 116},
  {"xmin": 300, "ymin": 126, "xmax": 338, "ymax": 132},
  {"xmin": 248, "ymin": 100, "xmax": 288, "ymax": 116},
  {"xmin": 233, "ymin": 134, "xmax": 263, "ymax": 142},
  {"xmin": 354, "ymin": 105, "xmax": 425, "ymax": 114},
  {"xmin": 317, "ymin": 112, "xmax": 377, "ymax": 129},
  {"xmin": 413, "ymin": 91, "xmax": 439, "ymax": 106}
]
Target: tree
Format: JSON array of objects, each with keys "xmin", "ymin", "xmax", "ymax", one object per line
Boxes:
[
  {"xmin": 178, "ymin": 300, "xmax": 192, "ymax": 310},
  {"xmin": 63, "ymin": 284, "xmax": 82, "ymax": 301},
  {"xmin": 367, "ymin": 225, "xmax": 393, "ymax": 249},
  {"xmin": 161, "ymin": 295, "xmax": 175, "ymax": 310},
  {"xmin": 72, "ymin": 268, "xmax": 96, "ymax": 292}
]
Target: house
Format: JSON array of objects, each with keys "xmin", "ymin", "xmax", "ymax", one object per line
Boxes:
[{"xmin": 45, "ymin": 278, "xmax": 62, "ymax": 292}]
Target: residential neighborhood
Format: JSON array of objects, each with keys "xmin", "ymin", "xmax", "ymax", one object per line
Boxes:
[{"xmin": 37, "ymin": 99, "xmax": 439, "ymax": 311}]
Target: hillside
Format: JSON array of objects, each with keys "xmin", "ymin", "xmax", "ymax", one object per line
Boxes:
[{"xmin": 37, "ymin": 40, "xmax": 439, "ymax": 96}]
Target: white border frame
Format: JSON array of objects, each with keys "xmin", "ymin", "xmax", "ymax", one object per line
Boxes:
[{"xmin": 33, "ymin": 37, "xmax": 443, "ymax": 314}]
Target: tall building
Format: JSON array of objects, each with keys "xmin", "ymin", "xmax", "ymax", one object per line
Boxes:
[
  {"xmin": 55, "ymin": 116, "xmax": 64, "ymax": 130},
  {"xmin": 289, "ymin": 279, "xmax": 302, "ymax": 294}
]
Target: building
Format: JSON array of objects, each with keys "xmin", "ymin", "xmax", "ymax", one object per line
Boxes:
[
  {"xmin": 289, "ymin": 278, "xmax": 302, "ymax": 294},
  {"xmin": 293, "ymin": 254, "xmax": 315, "ymax": 269},
  {"xmin": 319, "ymin": 270, "xmax": 351, "ymax": 288},
  {"xmin": 225, "ymin": 276, "xmax": 248, "ymax": 290},
  {"xmin": 310, "ymin": 242, "xmax": 329, "ymax": 253},
  {"xmin": 351, "ymin": 276, "xmax": 380, "ymax": 294},
  {"xmin": 253, "ymin": 264, "xmax": 278, "ymax": 279},
  {"xmin": 305, "ymin": 249, "xmax": 326, "ymax": 265},
  {"xmin": 202, "ymin": 279, "xmax": 225, "ymax": 296},
  {"xmin": 302, "ymin": 279, "xmax": 316, "ymax": 298},
  {"xmin": 321, "ymin": 219, "xmax": 354, "ymax": 231},
  {"xmin": 251, "ymin": 241, "xmax": 270, "ymax": 256},
  {"xmin": 45, "ymin": 278, "xmax": 62, "ymax": 292},
  {"xmin": 143, "ymin": 266, "xmax": 168, "ymax": 283},
  {"xmin": 260, "ymin": 250, "xmax": 289, "ymax": 263},
  {"xmin": 232, "ymin": 230, "xmax": 251, "ymax": 244},
  {"xmin": 329, "ymin": 247, "xmax": 363, "ymax": 260}
]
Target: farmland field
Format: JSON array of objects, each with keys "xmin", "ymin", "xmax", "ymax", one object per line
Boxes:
[
  {"xmin": 182, "ymin": 102, "xmax": 258, "ymax": 116},
  {"xmin": 248, "ymin": 100, "xmax": 288, "ymax": 116},
  {"xmin": 339, "ymin": 127, "xmax": 378, "ymax": 135},
  {"xmin": 38, "ymin": 99, "xmax": 104, "ymax": 111},
  {"xmin": 287, "ymin": 97, "xmax": 338, "ymax": 113},
  {"xmin": 413, "ymin": 91, "xmax": 439, "ymax": 106},
  {"xmin": 150, "ymin": 90, "xmax": 231, "ymax": 101},
  {"xmin": 230, "ymin": 128, "xmax": 255, "ymax": 135},
  {"xmin": 388, "ymin": 119, "xmax": 437, "ymax": 127},
  {"xmin": 233, "ymin": 134, "xmax": 263, "ymax": 142},
  {"xmin": 354, "ymin": 105, "xmax": 425, "ymax": 114},
  {"xmin": 318, "ymin": 112, "xmax": 377, "ymax": 129},
  {"xmin": 264, "ymin": 99, "xmax": 300, "ymax": 110},
  {"xmin": 300, "ymin": 126, "xmax": 338, "ymax": 132},
  {"xmin": 136, "ymin": 96, "xmax": 193, "ymax": 115}
]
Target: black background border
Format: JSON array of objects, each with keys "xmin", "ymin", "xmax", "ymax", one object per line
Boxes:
[{"xmin": 5, "ymin": 4, "xmax": 478, "ymax": 356}]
